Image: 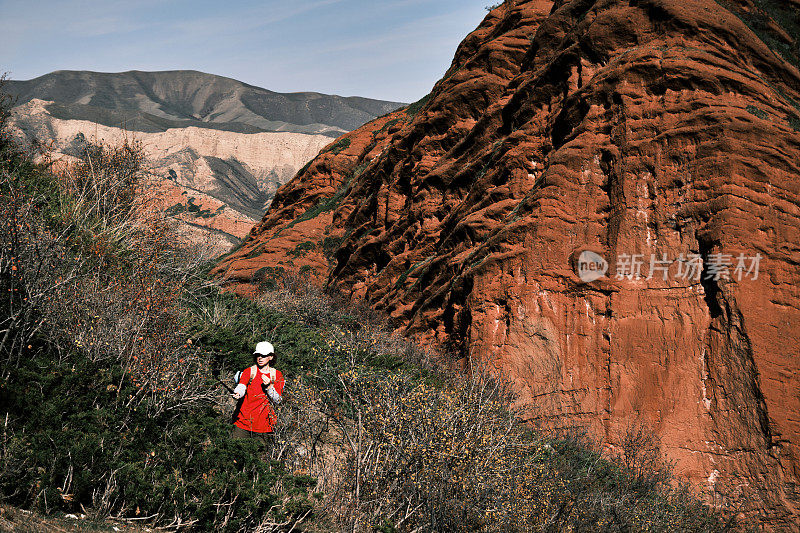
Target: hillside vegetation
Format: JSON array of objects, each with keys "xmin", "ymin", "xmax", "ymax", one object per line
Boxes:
[{"xmin": 0, "ymin": 84, "xmax": 746, "ymax": 532}]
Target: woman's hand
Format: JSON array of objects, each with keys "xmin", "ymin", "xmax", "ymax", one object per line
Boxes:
[
  {"xmin": 261, "ymin": 372, "xmax": 273, "ymax": 386},
  {"xmin": 232, "ymin": 384, "xmax": 247, "ymax": 399}
]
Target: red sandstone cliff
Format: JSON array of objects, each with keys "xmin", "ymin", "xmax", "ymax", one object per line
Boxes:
[{"xmin": 214, "ymin": 0, "xmax": 800, "ymax": 527}]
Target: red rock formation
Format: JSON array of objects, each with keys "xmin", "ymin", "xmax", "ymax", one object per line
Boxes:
[
  {"xmin": 214, "ymin": 110, "xmax": 407, "ymax": 291},
  {"xmin": 214, "ymin": 0, "xmax": 800, "ymax": 527}
]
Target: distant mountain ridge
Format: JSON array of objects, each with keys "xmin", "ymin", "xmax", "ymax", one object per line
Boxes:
[{"xmin": 6, "ymin": 70, "xmax": 406, "ymax": 137}]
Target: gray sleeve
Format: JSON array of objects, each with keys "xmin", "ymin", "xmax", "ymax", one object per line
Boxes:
[{"xmin": 266, "ymin": 385, "xmax": 282, "ymax": 404}]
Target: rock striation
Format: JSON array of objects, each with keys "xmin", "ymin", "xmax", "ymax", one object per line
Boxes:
[{"xmin": 214, "ymin": 0, "xmax": 800, "ymax": 527}]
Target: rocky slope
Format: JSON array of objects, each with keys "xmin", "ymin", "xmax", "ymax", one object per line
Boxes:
[
  {"xmin": 6, "ymin": 70, "xmax": 405, "ymax": 137},
  {"xmin": 213, "ymin": 0, "xmax": 800, "ymax": 528},
  {"xmin": 10, "ymin": 99, "xmax": 332, "ymax": 254}
]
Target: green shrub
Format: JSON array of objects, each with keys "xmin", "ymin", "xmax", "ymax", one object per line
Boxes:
[
  {"xmin": 288, "ymin": 240, "xmax": 316, "ymax": 257},
  {"xmin": 745, "ymin": 105, "xmax": 768, "ymax": 120},
  {"xmin": 166, "ymin": 196, "xmax": 216, "ymax": 218},
  {"xmin": 322, "ymin": 234, "xmax": 345, "ymax": 264},
  {"xmin": 376, "ymin": 117, "xmax": 404, "ymax": 134},
  {"xmin": 405, "ymin": 93, "xmax": 432, "ymax": 118},
  {"xmin": 287, "ymin": 182, "xmax": 350, "ymax": 227},
  {"xmin": 234, "ymin": 276, "xmax": 743, "ymax": 532},
  {"xmin": 0, "ymin": 347, "xmax": 291, "ymax": 529},
  {"xmin": 326, "ymin": 137, "xmax": 351, "ymax": 155},
  {"xmin": 716, "ymin": 0, "xmax": 800, "ymax": 71},
  {"xmin": 305, "ymin": 362, "xmax": 739, "ymax": 532},
  {"xmin": 0, "ymin": 85, "xmax": 316, "ymax": 530}
]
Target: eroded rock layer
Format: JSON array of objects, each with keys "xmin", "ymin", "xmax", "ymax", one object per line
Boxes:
[
  {"xmin": 10, "ymin": 100, "xmax": 331, "ymax": 255},
  {"xmin": 214, "ymin": 0, "xmax": 800, "ymax": 527}
]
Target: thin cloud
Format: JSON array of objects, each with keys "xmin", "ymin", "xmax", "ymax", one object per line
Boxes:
[
  {"xmin": 170, "ymin": 0, "xmax": 346, "ymax": 38},
  {"xmin": 66, "ymin": 16, "xmax": 153, "ymax": 37},
  {"xmin": 320, "ymin": 11, "xmax": 471, "ymax": 53}
]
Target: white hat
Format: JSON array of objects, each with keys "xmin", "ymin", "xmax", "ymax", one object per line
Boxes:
[{"xmin": 253, "ymin": 341, "xmax": 275, "ymax": 356}]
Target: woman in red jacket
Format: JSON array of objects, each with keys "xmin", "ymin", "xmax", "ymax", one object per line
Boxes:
[{"xmin": 231, "ymin": 341, "xmax": 284, "ymax": 443}]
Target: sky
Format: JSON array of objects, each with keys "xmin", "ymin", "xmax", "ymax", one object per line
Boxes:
[{"xmin": 0, "ymin": 0, "xmax": 494, "ymax": 103}]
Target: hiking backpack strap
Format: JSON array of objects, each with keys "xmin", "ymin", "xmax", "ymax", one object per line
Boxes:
[{"xmin": 231, "ymin": 366, "xmax": 256, "ymax": 424}]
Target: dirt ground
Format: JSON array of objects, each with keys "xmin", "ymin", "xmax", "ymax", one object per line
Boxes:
[{"xmin": 0, "ymin": 505, "xmax": 153, "ymax": 533}]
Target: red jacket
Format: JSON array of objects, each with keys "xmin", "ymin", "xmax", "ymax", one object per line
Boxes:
[{"xmin": 234, "ymin": 366, "xmax": 284, "ymax": 433}]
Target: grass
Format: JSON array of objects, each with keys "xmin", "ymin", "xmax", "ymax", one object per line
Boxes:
[
  {"xmin": 405, "ymin": 93, "xmax": 432, "ymax": 118},
  {"xmin": 288, "ymin": 240, "xmax": 316, "ymax": 258},
  {"xmin": 375, "ymin": 117, "xmax": 404, "ymax": 134},
  {"xmin": 745, "ymin": 105, "xmax": 769, "ymax": 120},
  {"xmin": 165, "ymin": 196, "xmax": 217, "ymax": 219},
  {"xmin": 284, "ymin": 162, "xmax": 369, "ymax": 234},
  {"xmin": 395, "ymin": 256, "xmax": 434, "ymax": 288},
  {"xmin": 244, "ymin": 243, "xmax": 265, "ymax": 259},
  {"xmin": 325, "ymin": 137, "xmax": 351, "ymax": 155},
  {"xmin": 715, "ymin": 0, "xmax": 800, "ymax": 71},
  {"xmin": 322, "ymin": 234, "xmax": 346, "ymax": 264},
  {"xmin": 287, "ymin": 181, "xmax": 350, "ymax": 228}
]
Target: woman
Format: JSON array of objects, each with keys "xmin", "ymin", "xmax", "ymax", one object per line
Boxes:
[{"xmin": 231, "ymin": 341, "xmax": 284, "ymax": 442}]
